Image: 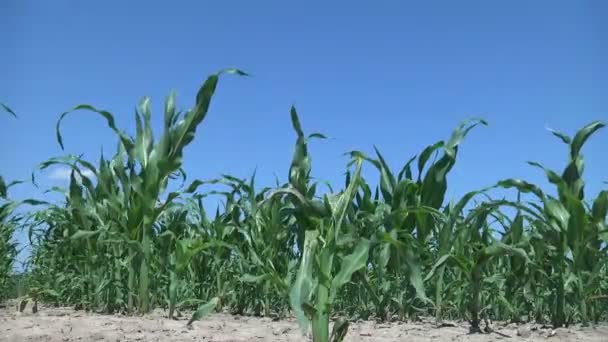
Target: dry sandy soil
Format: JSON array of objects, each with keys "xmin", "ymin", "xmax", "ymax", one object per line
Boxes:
[{"xmin": 1, "ymin": 305, "xmax": 607, "ymax": 342}]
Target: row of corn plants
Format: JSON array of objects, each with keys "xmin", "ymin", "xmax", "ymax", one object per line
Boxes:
[
  {"xmin": 2, "ymin": 71, "xmax": 607, "ymax": 342},
  {"xmin": 1, "ymin": 104, "xmax": 21, "ymax": 301}
]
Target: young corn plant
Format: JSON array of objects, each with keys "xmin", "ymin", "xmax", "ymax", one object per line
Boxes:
[
  {"xmin": 261, "ymin": 107, "xmax": 369, "ymax": 342},
  {"xmin": 287, "ymin": 156, "xmax": 369, "ymax": 342},
  {"xmin": 218, "ymin": 174, "xmax": 295, "ymax": 316},
  {"xmin": 495, "ymin": 120, "xmax": 607, "ymax": 327},
  {"xmin": 457, "ymin": 203, "xmax": 530, "ymax": 332},
  {"xmin": 0, "ymin": 185, "xmax": 22, "ymax": 301},
  {"xmin": 1, "ymin": 103, "xmax": 19, "ymax": 301},
  {"xmin": 53, "ymin": 69, "xmax": 247, "ymax": 314},
  {"xmin": 12, "ymin": 73, "xmax": 608, "ymax": 330},
  {"xmin": 348, "ymin": 118, "xmax": 487, "ymax": 322}
]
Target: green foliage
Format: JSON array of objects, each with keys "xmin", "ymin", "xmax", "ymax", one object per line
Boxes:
[
  {"xmin": 1, "ymin": 107, "xmax": 21, "ymax": 301},
  {"xmin": 1, "ymin": 72, "xmax": 606, "ymax": 342},
  {"xmin": 493, "ymin": 121, "xmax": 607, "ymax": 327}
]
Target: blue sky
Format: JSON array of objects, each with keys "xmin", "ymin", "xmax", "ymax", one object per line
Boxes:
[{"xmin": 2, "ymin": 1, "xmax": 607, "ymax": 262}]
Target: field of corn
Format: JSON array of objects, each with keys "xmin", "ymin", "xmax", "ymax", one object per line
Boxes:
[{"xmin": 1, "ymin": 69, "xmax": 607, "ymax": 342}]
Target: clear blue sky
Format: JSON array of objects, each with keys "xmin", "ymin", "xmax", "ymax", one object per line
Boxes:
[{"xmin": 1, "ymin": 1, "xmax": 607, "ymax": 261}]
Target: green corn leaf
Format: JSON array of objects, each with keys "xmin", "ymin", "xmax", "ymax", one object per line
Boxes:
[
  {"xmin": 546, "ymin": 127, "xmax": 572, "ymax": 144},
  {"xmin": 527, "ymin": 161, "xmax": 564, "ymax": 186},
  {"xmin": 187, "ymin": 297, "xmax": 220, "ymax": 328},
  {"xmin": 544, "ymin": 198, "xmax": 570, "ymax": 231},
  {"xmin": 290, "ymin": 229, "xmax": 319, "ymax": 333},
  {"xmin": 397, "ymin": 155, "xmax": 417, "ymax": 181},
  {"xmin": 417, "ymin": 141, "xmax": 444, "ymax": 182},
  {"xmin": 374, "ymin": 146, "xmax": 396, "ymax": 196},
  {"xmin": 1, "ymin": 102, "xmax": 17, "ymax": 118},
  {"xmin": 495, "ymin": 179, "xmax": 544, "ymax": 199},
  {"xmin": 591, "ymin": 190, "xmax": 608, "ymax": 223},
  {"xmin": 424, "ymin": 254, "xmax": 451, "ymax": 282},
  {"xmin": 164, "ymin": 91, "xmax": 177, "ymax": 130},
  {"xmin": 376, "ymin": 229, "xmax": 394, "ymax": 270},
  {"xmin": 0, "ymin": 176, "xmax": 6, "ymax": 199},
  {"xmin": 445, "ymin": 118, "xmax": 488, "ymax": 156},
  {"xmin": 308, "ymin": 132, "xmax": 328, "ymax": 140},
  {"xmin": 404, "ymin": 248, "xmax": 433, "ymax": 305},
  {"xmin": 331, "ymin": 158, "xmax": 363, "ymax": 242},
  {"xmin": 240, "ymin": 274, "xmax": 270, "ymax": 283},
  {"xmin": 39, "ymin": 289, "xmax": 60, "ymax": 298},
  {"xmin": 345, "ymin": 150, "xmax": 379, "ymax": 168},
  {"xmin": 290, "ymin": 106, "xmax": 305, "ymax": 137},
  {"xmin": 478, "ymin": 241, "xmax": 530, "ymax": 266},
  {"xmin": 570, "ymin": 121, "xmax": 605, "ymax": 160},
  {"xmin": 20, "ymin": 199, "xmax": 50, "ymax": 206},
  {"xmin": 418, "ymin": 120, "xmax": 485, "ymax": 212},
  {"xmin": 70, "ymin": 230, "xmax": 101, "ymax": 240},
  {"xmin": 173, "ymin": 69, "xmax": 247, "ymax": 158},
  {"xmin": 330, "ymin": 238, "xmax": 370, "ymax": 302},
  {"xmin": 56, "ymin": 104, "xmax": 135, "ymax": 156}
]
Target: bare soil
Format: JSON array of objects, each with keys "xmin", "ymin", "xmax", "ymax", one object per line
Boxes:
[{"xmin": 1, "ymin": 305, "xmax": 607, "ymax": 342}]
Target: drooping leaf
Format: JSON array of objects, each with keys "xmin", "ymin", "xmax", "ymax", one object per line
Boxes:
[
  {"xmin": 187, "ymin": 297, "xmax": 220, "ymax": 327},
  {"xmin": 289, "ymin": 230, "xmax": 319, "ymax": 333},
  {"xmin": 1, "ymin": 102, "xmax": 17, "ymax": 118},
  {"xmin": 570, "ymin": 121, "xmax": 605, "ymax": 159},
  {"xmin": 546, "ymin": 127, "xmax": 571, "ymax": 145},
  {"xmin": 330, "ymin": 238, "xmax": 370, "ymax": 302}
]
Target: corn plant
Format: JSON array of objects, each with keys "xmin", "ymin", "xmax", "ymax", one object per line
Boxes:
[
  {"xmin": 0, "ymin": 191, "xmax": 21, "ymax": 301},
  {"xmin": 494, "ymin": 120, "xmax": 607, "ymax": 326},
  {"xmin": 52, "ymin": 69, "xmax": 246, "ymax": 313},
  {"xmin": 1, "ymin": 104, "xmax": 21, "ymax": 301},
  {"xmin": 346, "ymin": 118, "xmax": 487, "ymax": 322},
  {"xmin": 6, "ymin": 71, "xmax": 606, "ymax": 334},
  {"xmin": 237, "ymin": 107, "xmax": 367, "ymax": 341},
  {"xmin": 286, "ymin": 157, "xmax": 368, "ymax": 342}
]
